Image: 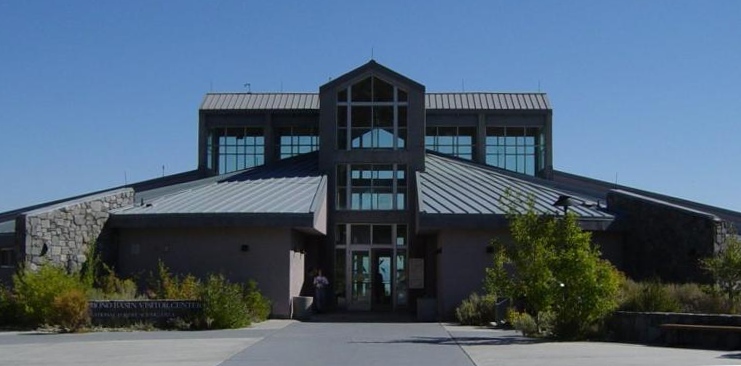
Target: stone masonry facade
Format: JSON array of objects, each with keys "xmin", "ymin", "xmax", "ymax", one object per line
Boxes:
[
  {"xmin": 607, "ymin": 190, "xmax": 724, "ymax": 283},
  {"xmin": 16, "ymin": 189, "xmax": 134, "ymax": 272}
]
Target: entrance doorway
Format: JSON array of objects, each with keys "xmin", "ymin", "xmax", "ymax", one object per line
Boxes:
[
  {"xmin": 335, "ymin": 224, "xmax": 408, "ymax": 311},
  {"xmin": 348, "ymin": 248, "xmax": 395, "ymax": 311}
]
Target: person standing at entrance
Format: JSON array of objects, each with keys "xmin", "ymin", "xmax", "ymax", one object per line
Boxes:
[{"xmin": 313, "ymin": 269, "xmax": 329, "ymax": 312}]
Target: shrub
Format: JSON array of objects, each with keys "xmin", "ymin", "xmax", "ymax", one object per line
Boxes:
[
  {"xmin": 455, "ymin": 293, "xmax": 497, "ymax": 326},
  {"xmin": 701, "ymin": 231, "xmax": 741, "ymax": 312},
  {"xmin": 620, "ymin": 279, "xmax": 680, "ymax": 312},
  {"xmin": 89, "ymin": 264, "xmax": 138, "ymax": 300},
  {"xmin": 244, "ymin": 280, "xmax": 271, "ymax": 321},
  {"xmin": 50, "ymin": 288, "xmax": 89, "ymax": 332},
  {"xmin": 13, "ymin": 264, "xmax": 87, "ymax": 327},
  {"xmin": 151, "ymin": 261, "xmax": 200, "ymax": 300},
  {"xmin": 487, "ymin": 194, "xmax": 621, "ymax": 339},
  {"xmin": 0, "ymin": 285, "xmax": 21, "ymax": 327},
  {"xmin": 506, "ymin": 308, "xmax": 538, "ymax": 337},
  {"xmin": 199, "ymin": 274, "xmax": 250, "ymax": 329}
]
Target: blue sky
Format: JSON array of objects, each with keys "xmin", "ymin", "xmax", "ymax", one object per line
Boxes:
[{"xmin": 1, "ymin": 0, "xmax": 740, "ymax": 212}]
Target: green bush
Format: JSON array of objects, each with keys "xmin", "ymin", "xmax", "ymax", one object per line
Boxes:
[
  {"xmin": 506, "ymin": 308, "xmax": 538, "ymax": 337},
  {"xmin": 455, "ymin": 293, "xmax": 497, "ymax": 326},
  {"xmin": 619, "ymin": 279, "xmax": 680, "ymax": 313},
  {"xmin": 151, "ymin": 261, "xmax": 200, "ymax": 300},
  {"xmin": 244, "ymin": 280, "xmax": 271, "ymax": 321},
  {"xmin": 0, "ymin": 285, "xmax": 21, "ymax": 327},
  {"xmin": 50, "ymin": 288, "xmax": 90, "ymax": 332},
  {"xmin": 13, "ymin": 264, "xmax": 87, "ymax": 327},
  {"xmin": 199, "ymin": 274, "xmax": 251, "ymax": 329},
  {"xmin": 486, "ymin": 195, "xmax": 621, "ymax": 339}
]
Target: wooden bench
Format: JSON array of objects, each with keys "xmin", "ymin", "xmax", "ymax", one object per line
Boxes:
[{"xmin": 660, "ymin": 323, "xmax": 741, "ymax": 349}]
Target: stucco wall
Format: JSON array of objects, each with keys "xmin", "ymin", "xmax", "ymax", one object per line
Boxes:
[
  {"xmin": 18, "ymin": 189, "xmax": 134, "ymax": 272},
  {"xmin": 289, "ymin": 230, "xmax": 306, "ymax": 303},
  {"xmin": 117, "ymin": 226, "xmax": 302, "ymax": 317},
  {"xmin": 437, "ymin": 228, "xmax": 511, "ymax": 318},
  {"xmin": 608, "ymin": 191, "xmax": 723, "ymax": 282}
]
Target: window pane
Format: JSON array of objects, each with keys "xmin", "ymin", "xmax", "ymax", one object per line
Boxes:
[
  {"xmin": 372, "ymin": 225, "xmax": 393, "ymax": 244},
  {"xmin": 398, "ymin": 89, "xmax": 408, "ymax": 102},
  {"xmin": 373, "ymin": 76, "xmax": 394, "ymax": 102},
  {"xmin": 351, "ymin": 225, "xmax": 371, "ymax": 244},
  {"xmin": 396, "ymin": 225, "xmax": 407, "ymax": 246},
  {"xmin": 351, "ymin": 77, "xmax": 373, "ymax": 102}
]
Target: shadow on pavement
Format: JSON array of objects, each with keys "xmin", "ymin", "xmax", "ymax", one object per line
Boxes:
[
  {"xmin": 719, "ymin": 353, "xmax": 741, "ymax": 359},
  {"xmin": 305, "ymin": 311, "xmax": 416, "ymax": 323},
  {"xmin": 352, "ymin": 335, "xmax": 542, "ymax": 346}
]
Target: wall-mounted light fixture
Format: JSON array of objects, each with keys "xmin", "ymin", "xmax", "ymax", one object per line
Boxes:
[{"xmin": 240, "ymin": 244, "xmax": 250, "ymax": 252}]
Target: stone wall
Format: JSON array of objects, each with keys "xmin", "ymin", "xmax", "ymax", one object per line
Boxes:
[
  {"xmin": 607, "ymin": 190, "xmax": 725, "ymax": 283},
  {"xmin": 609, "ymin": 311, "xmax": 741, "ymax": 349},
  {"xmin": 17, "ymin": 189, "xmax": 134, "ymax": 272}
]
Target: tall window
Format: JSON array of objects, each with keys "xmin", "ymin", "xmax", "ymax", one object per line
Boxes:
[
  {"xmin": 485, "ymin": 127, "xmax": 543, "ymax": 175},
  {"xmin": 336, "ymin": 164, "xmax": 407, "ymax": 210},
  {"xmin": 211, "ymin": 127, "xmax": 265, "ymax": 174},
  {"xmin": 425, "ymin": 126, "xmax": 476, "ymax": 160},
  {"xmin": 337, "ymin": 76, "xmax": 407, "ymax": 150},
  {"xmin": 276, "ymin": 126, "xmax": 319, "ymax": 159}
]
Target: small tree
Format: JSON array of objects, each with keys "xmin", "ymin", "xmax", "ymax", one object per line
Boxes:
[
  {"xmin": 701, "ymin": 230, "xmax": 741, "ymax": 311},
  {"xmin": 485, "ymin": 193, "xmax": 621, "ymax": 339}
]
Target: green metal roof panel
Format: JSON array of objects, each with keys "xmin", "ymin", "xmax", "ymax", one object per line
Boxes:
[
  {"xmin": 200, "ymin": 93, "xmax": 550, "ymax": 111},
  {"xmin": 114, "ymin": 152, "xmax": 325, "ymax": 216},
  {"xmin": 418, "ymin": 153, "xmax": 612, "ymax": 219}
]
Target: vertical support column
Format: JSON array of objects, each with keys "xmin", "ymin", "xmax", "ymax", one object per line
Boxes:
[
  {"xmin": 475, "ymin": 113, "xmax": 486, "ymax": 164},
  {"xmin": 264, "ymin": 113, "xmax": 276, "ymax": 165},
  {"xmin": 543, "ymin": 111, "xmax": 554, "ymax": 179}
]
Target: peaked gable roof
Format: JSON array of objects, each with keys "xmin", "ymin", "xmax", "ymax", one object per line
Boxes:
[{"xmin": 319, "ymin": 60, "xmax": 425, "ymax": 93}]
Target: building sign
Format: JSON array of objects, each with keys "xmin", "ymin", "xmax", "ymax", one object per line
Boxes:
[
  {"xmin": 89, "ymin": 300, "xmax": 203, "ymax": 325},
  {"xmin": 409, "ymin": 258, "xmax": 424, "ymax": 289}
]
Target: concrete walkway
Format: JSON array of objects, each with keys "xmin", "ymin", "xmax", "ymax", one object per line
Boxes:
[{"xmin": 1, "ymin": 320, "xmax": 741, "ymax": 366}]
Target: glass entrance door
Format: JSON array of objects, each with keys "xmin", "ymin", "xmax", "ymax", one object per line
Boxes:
[
  {"xmin": 348, "ymin": 248, "xmax": 395, "ymax": 311},
  {"xmin": 349, "ymin": 250, "xmax": 371, "ymax": 310},
  {"xmin": 372, "ymin": 248, "xmax": 393, "ymax": 311}
]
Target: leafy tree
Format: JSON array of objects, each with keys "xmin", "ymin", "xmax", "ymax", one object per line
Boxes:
[
  {"xmin": 701, "ymin": 230, "xmax": 741, "ymax": 311},
  {"xmin": 485, "ymin": 194, "xmax": 621, "ymax": 339}
]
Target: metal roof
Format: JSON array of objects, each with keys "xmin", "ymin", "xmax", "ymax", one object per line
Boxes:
[
  {"xmin": 418, "ymin": 153, "xmax": 612, "ymax": 219},
  {"xmin": 114, "ymin": 176, "xmax": 326, "ymax": 215},
  {"xmin": 114, "ymin": 152, "xmax": 325, "ymax": 216},
  {"xmin": 200, "ymin": 92, "xmax": 550, "ymax": 111},
  {"xmin": 200, "ymin": 93, "xmax": 320, "ymax": 111},
  {"xmin": 425, "ymin": 93, "xmax": 550, "ymax": 110}
]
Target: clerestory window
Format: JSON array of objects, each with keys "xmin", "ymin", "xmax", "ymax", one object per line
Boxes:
[
  {"xmin": 276, "ymin": 126, "xmax": 319, "ymax": 159},
  {"xmin": 337, "ymin": 76, "xmax": 407, "ymax": 150},
  {"xmin": 208, "ymin": 127, "xmax": 265, "ymax": 174},
  {"xmin": 485, "ymin": 127, "xmax": 544, "ymax": 175},
  {"xmin": 425, "ymin": 126, "xmax": 476, "ymax": 160},
  {"xmin": 336, "ymin": 164, "xmax": 407, "ymax": 210}
]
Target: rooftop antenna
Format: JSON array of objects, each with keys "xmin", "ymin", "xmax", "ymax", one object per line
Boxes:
[
  {"xmin": 124, "ymin": 171, "xmax": 128, "ymax": 185},
  {"xmin": 162, "ymin": 165, "xmax": 165, "ymax": 177},
  {"xmin": 614, "ymin": 172, "xmax": 618, "ymax": 188},
  {"xmin": 461, "ymin": 79, "xmax": 465, "ymax": 92},
  {"xmin": 243, "ymin": 83, "xmax": 251, "ymax": 93},
  {"xmin": 371, "ymin": 47, "xmax": 374, "ymax": 60}
]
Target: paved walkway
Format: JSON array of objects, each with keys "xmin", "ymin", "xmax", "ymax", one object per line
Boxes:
[{"xmin": 1, "ymin": 319, "xmax": 741, "ymax": 366}]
